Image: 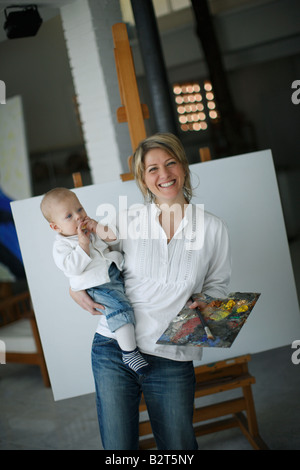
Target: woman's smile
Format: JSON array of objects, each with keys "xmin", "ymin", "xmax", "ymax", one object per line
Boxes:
[
  {"xmin": 159, "ymin": 180, "xmax": 176, "ymax": 188},
  {"xmin": 143, "ymin": 148, "xmax": 186, "ymax": 205}
]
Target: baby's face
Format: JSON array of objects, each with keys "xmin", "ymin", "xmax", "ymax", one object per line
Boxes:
[{"xmin": 51, "ymin": 194, "xmax": 87, "ymax": 236}]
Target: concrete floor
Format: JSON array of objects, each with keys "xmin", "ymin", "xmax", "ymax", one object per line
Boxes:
[
  {"xmin": 0, "ymin": 237, "xmax": 299, "ymax": 450},
  {"xmin": 1, "ymin": 344, "xmax": 299, "ymax": 450}
]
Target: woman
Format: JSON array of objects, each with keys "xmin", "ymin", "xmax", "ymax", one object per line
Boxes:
[{"xmin": 70, "ymin": 133, "xmax": 231, "ymax": 450}]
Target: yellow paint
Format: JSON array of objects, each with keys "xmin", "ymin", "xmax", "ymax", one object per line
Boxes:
[
  {"xmin": 209, "ymin": 309, "xmax": 231, "ymax": 321},
  {"xmin": 224, "ymin": 300, "xmax": 235, "ymax": 309},
  {"xmin": 237, "ymin": 305, "xmax": 249, "ymax": 313}
]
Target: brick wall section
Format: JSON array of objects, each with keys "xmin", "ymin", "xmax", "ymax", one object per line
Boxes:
[{"xmin": 60, "ymin": 0, "xmax": 131, "ymax": 184}]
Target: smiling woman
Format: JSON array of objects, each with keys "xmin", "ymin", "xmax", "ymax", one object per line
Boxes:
[
  {"xmin": 143, "ymin": 148, "xmax": 186, "ymax": 206},
  {"xmin": 132, "ymin": 134, "xmax": 194, "ymax": 241},
  {"xmin": 132, "ymin": 132, "xmax": 193, "ymax": 204}
]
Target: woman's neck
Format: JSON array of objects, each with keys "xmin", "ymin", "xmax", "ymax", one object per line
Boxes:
[
  {"xmin": 154, "ymin": 192, "xmax": 188, "ymax": 210},
  {"xmin": 155, "ymin": 195, "xmax": 189, "ymax": 243}
]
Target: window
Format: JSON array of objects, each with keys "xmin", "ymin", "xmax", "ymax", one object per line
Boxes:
[
  {"xmin": 120, "ymin": 0, "xmax": 191, "ymax": 24},
  {"xmin": 172, "ymin": 80, "xmax": 220, "ymax": 132}
]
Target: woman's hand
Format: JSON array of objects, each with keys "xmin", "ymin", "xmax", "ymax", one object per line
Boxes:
[
  {"xmin": 69, "ymin": 288, "xmax": 105, "ymax": 315},
  {"xmin": 188, "ymin": 299, "xmax": 207, "ymax": 311}
]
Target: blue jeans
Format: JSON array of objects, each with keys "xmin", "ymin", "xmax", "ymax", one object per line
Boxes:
[
  {"xmin": 87, "ymin": 263, "xmax": 135, "ymax": 332},
  {"xmin": 91, "ymin": 333, "xmax": 198, "ymax": 450}
]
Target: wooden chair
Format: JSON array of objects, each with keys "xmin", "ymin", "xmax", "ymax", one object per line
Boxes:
[
  {"xmin": 138, "ymin": 355, "xmax": 268, "ymax": 450},
  {"xmin": 0, "ymin": 290, "xmax": 50, "ymax": 387}
]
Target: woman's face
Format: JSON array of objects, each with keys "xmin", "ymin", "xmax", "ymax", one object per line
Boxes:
[{"xmin": 143, "ymin": 148, "xmax": 186, "ymax": 205}]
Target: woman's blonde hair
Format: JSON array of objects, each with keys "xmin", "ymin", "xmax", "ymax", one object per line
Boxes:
[{"xmin": 132, "ymin": 133, "xmax": 192, "ymax": 202}]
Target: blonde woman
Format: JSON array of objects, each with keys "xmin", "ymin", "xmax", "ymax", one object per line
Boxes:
[{"xmin": 70, "ymin": 133, "xmax": 231, "ymax": 450}]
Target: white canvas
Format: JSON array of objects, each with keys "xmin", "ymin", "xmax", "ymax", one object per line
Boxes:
[{"xmin": 11, "ymin": 150, "xmax": 300, "ymax": 400}]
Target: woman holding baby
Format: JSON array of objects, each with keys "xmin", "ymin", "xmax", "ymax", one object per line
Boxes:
[{"xmin": 71, "ymin": 133, "xmax": 231, "ymax": 450}]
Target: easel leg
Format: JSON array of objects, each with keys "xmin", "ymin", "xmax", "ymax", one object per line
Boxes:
[{"xmin": 243, "ymin": 384, "xmax": 259, "ymax": 436}]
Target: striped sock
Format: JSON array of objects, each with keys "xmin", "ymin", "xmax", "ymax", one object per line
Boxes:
[{"xmin": 122, "ymin": 348, "xmax": 150, "ymax": 375}]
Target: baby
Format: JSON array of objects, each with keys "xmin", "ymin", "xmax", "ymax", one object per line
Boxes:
[{"xmin": 40, "ymin": 187, "xmax": 149, "ymax": 375}]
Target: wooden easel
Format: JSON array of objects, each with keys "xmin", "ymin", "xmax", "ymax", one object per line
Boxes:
[
  {"xmin": 112, "ymin": 23, "xmax": 149, "ymax": 181},
  {"xmin": 71, "ymin": 22, "xmax": 268, "ymax": 450},
  {"xmin": 139, "ymin": 355, "xmax": 268, "ymax": 450},
  {"xmin": 199, "ymin": 146, "xmax": 212, "ymax": 162},
  {"xmin": 0, "ymin": 290, "xmax": 50, "ymax": 387}
]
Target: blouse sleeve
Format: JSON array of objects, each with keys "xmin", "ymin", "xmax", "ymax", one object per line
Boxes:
[{"xmin": 200, "ymin": 220, "xmax": 232, "ymax": 298}]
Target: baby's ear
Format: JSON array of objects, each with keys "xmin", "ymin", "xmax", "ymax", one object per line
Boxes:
[{"xmin": 50, "ymin": 222, "xmax": 61, "ymax": 233}]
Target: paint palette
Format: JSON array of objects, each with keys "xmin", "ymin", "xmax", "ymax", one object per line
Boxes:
[{"xmin": 157, "ymin": 292, "xmax": 261, "ymax": 348}]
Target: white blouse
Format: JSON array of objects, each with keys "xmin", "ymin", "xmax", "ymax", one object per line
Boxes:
[{"xmin": 96, "ymin": 203, "xmax": 232, "ymax": 362}]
